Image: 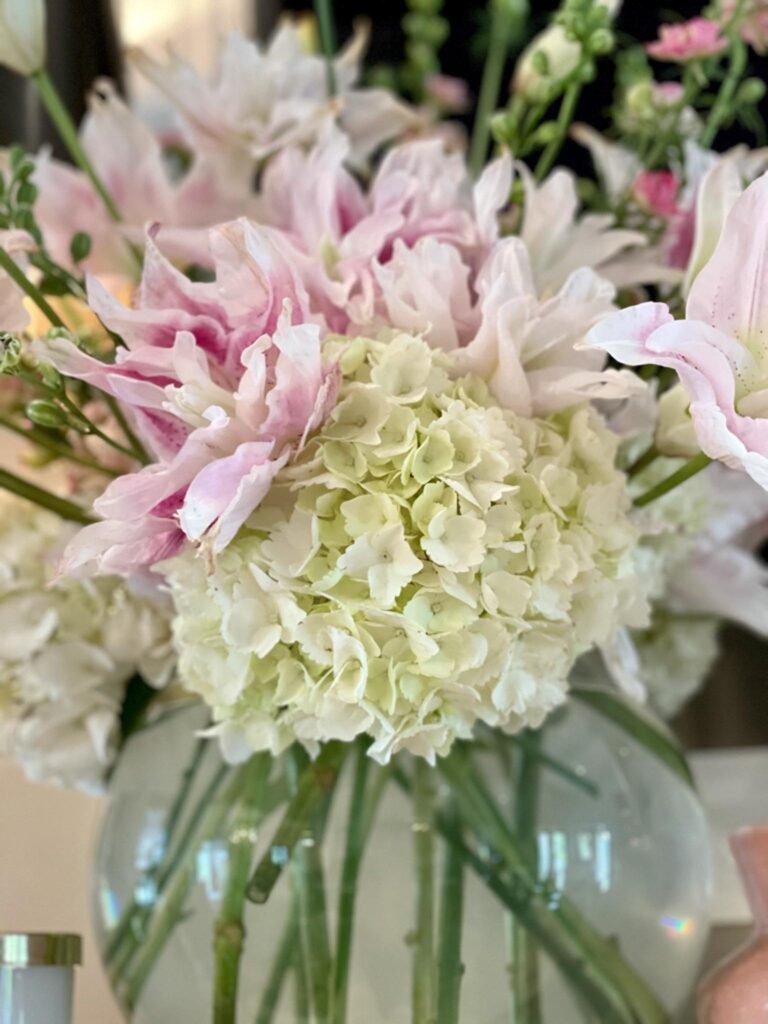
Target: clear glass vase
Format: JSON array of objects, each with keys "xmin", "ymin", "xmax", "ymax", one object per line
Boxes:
[{"xmin": 93, "ymin": 695, "xmax": 712, "ymax": 1024}]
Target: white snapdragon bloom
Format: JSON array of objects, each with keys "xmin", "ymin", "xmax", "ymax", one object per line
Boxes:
[{"xmin": 0, "ymin": 493, "xmax": 174, "ymax": 792}]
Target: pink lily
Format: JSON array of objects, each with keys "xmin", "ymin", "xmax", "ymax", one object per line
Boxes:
[{"xmin": 585, "ymin": 173, "xmax": 768, "ymax": 490}]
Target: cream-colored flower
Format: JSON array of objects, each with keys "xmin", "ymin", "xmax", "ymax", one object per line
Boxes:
[
  {"xmin": 162, "ymin": 333, "xmax": 643, "ymax": 763},
  {"xmin": 0, "ymin": 0, "xmax": 44, "ymax": 76},
  {"xmin": 0, "ymin": 492, "xmax": 174, "ymax": 792}
]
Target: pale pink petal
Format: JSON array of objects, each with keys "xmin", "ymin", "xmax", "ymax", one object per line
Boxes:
[
  {"xmin": 179, "ymin": 439, "xmax": 277, "ymax": 542},
  {"xmin": 685, "ymin": 173, "xmax": 768, "ymax": 341}
]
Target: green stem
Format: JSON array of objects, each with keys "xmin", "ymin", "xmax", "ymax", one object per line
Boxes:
[
  {"xmin": 254, "ymin": 908, "xmax": 300, "ymax": 1024},
  {"xmin": 103, "ymin": 393, "xmax": 150, "ymax": 465},
  {"xmin": 32, "ymin": 69, "xmax": 122, "ymax": 223},
  {"xmin": 105, "ymin": 737, "xmax": 210, "ymax": 966},
  {"xmin": 0, "ymin": 414, "xmax": 119, "ymax": 476},
  {"xmin": 120, "ymin": 765, "xmax": 247, "ymax": 1010},
  {"xmin": 59, "ymin": 392, "xmax": 143, "ymax": 464},
  {"xmin": 469, "ymin": 0, "xmax": 520, "ymax": 177},
  {"xmin": 0, "ymin": 467, "xmax": 94, "ymax": 523},
  {"xmin": 412, "ymin": 759, "xmax": 437, "ymax": 1024},
  {"xmin": 700, "ymin": 40, "xmax": 747, "ymax": 149},
  {"xmin": 213, "ymin": 754, "xmax": 272, "ymax": 1024},
  {"xmin": 435, "ymin": 800, "xmax": 464, "ymax": 1024},
  {"xmin": 247, "ymin": 742, "xmax": 347, "ymax": 904},
  {"xmin": 109, "ymin": 763, "xmax": 232, "ymax": 984},
  {"xmin": 314, "ymin": 0, "xmax": 338, "ymax": 97},
  {"xmin": 626, "ymin": 444, "xmax": 660, "ymax": 479},
  {"xmin": 534, "ymin": 80, "xmax": 582, "ymax": 181},
  {"xmin": 633, "ymin": 452, "xmax": 711, "ymax": 507},
  {"xmin": 438, "ymin": 752, "xmax": 668, "ymax": 1023},
  {"xmin": 293, "ymin": 928, "xmax": 311, "ymax": 1024},
  {"xmin": 394, "ymin": 765, "xmax": 638, "ymax": 1023},
  {"xmin": 333, "ymin": 746, "xmax": 390, "ymax": 1024},
  {"xmin": 294, "ymin": 827, "xmax": 333, "ymax": 1022},
  {"xmin": 285, "ymin": 747, "xmax": 334, "ymax": 1024},
  {"xmin": 512, "ymin": 734, "xmax": 542, "ymax": 1024},
  {"xmin": 0, "ymin": 245, "xmax": 65, "ymax": 327}
]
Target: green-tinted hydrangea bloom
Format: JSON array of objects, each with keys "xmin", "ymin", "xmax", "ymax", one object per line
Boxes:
[{"xmin": 163, "ymin": 332, "xmax": 643, "ymax": 763}]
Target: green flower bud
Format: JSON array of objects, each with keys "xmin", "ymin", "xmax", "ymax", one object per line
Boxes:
[
  {"xmin": 737, "ymin": 78, "xmax": 767, "ymax": 106},
  {"xmin": 25, "ymin": 399, "xmax": 68, "ymax": 430},
  {"xmin": 69, "ymin": 231, "xmax": 92, "ymax": 265},
  {"xmin": 530, "ymin": 121, "xmax": 561, "ymax": 146},
  {"xmin": 590, "ymin": 27, "xmax": 614, "ymax": 55},
  {"xmin": 37, "ymin": 362, "xmax": 63, "ymax": 393},
  {"xmin": 0, "ymin": 334, "xmax": 21, "ymax": 374}
]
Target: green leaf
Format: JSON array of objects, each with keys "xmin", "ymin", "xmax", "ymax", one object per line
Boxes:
[{"xmin": 571, "ymin": 686, "xmax": 695, "ymax": 791}]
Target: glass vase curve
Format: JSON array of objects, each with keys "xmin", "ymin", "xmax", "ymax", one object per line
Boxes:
[{"xmin": 92, "ymin": 697, "xmax": 712, "ymax": 1023}]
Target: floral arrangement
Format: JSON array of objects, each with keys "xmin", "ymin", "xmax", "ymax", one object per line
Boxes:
[{"xmin": 0, "ymin": 0, "xmax": 766, "ymax": 1021}]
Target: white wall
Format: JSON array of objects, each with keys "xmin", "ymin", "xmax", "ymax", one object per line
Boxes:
[{"xmin": 0, "ymin": 760, "xmax": 122, "ymax": 1024}]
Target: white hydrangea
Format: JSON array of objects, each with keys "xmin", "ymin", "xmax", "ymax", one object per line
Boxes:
[
  {"xmin": 0, "ymin": 493, "xmax": 174, "ymax": 793},
  {"xmin": 632, "ymin": 615, "xmax": 720, "ymax": 719},
  {"xmin": 601, "ymin": 459, "xmax": 768, "ymax": 717},
  {"xmin": 162, "ymin": 332, "xmax": 644, "ymax": 764}
]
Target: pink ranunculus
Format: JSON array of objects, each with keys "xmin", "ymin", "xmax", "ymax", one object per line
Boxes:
[
  {"xmin": 584, "ymin": 173, "xmax": 768, "ymax": 491},
  {"xmin": 33, "ymin": 220, "xmax": 339, "ymax": 574},
  {"xmin": 632, "ymin": 170, "xmax": 681, "ymax": 218},
  {"xmin": 646, "ymin": 18, "xmax": 728, "ymax": 62},
  {"xmin": 257, "ymin": 130, "xmax": 513, "ymax": 331}
]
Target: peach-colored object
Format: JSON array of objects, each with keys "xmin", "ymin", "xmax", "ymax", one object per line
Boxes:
[{"xmin": 698, "ymin": 826, "xmax": 768, "ymax": 1022}]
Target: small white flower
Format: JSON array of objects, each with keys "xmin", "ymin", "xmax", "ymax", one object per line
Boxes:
[
  {"xmin": 337, "ymin": 524, "xmax": 423, "ymax": 607},
  {"xmin": 0, "ymin": 0, "xmax": 45, "ymax": 76}
]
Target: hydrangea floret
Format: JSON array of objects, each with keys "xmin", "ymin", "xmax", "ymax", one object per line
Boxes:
[{"xmin": 162, "ymin": 332, "xmax": 643, "ymax": 764}]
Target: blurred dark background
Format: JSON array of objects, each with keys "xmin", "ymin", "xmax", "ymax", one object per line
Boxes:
[{"xmin": 0, "ymin": 0, "xmax": 765, "ymax": 749}]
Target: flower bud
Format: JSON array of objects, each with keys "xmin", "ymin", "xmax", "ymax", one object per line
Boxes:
[
  {"xmin": 25, "ymin": 398, "xmax": 67, "ymax": 430},
  {"xmin": 0, "ymin": 0, "xmax": 45, "ymax": 76},
  {"xmin": 655, "ymin": 385, "xmax": 699, "ymax": 458},
  {"xmin": 513, "ymin": 24, "xmax": 582, "ymax": 102},
  {"xmin": 737, "ymin": 77, "xmax": 767, "ymax": 106}
]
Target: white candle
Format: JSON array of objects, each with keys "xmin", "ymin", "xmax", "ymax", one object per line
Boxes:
[{"xmin": 0, "ymin": 934, "xmax": 81, "ymax": 1024}]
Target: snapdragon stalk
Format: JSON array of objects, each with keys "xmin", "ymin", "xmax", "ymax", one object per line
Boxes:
[
  {"xmin": 700, "ymin": 38, "xmax": 747, "ymax": 148},
  {"xmin": 534, "ymin": 79, "xmax": 581, "ymax": 180},
  {"xmin": 469, "ymin": 0, "xmax": 527, "ymax": 177}
]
